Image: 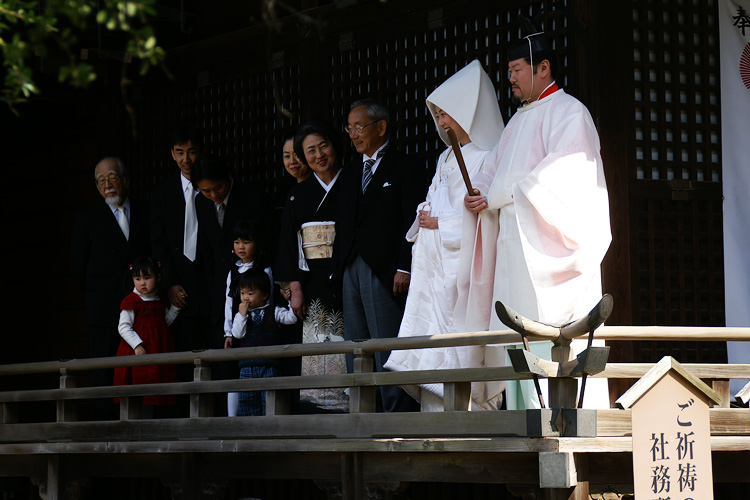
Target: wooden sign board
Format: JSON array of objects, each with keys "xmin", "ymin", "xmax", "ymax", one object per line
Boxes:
[{"xmin": 617, "ymin": 356, "xmax": 721, "ymax": 500}]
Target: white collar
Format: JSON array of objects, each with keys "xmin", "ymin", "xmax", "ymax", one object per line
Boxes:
[
  {"xmin": 132, "ymin": 288, "xmax": 160, "ymax": 301},
  {"xmin": 314, "ymin": 169, "xmax": 341, "ymax": 192},
  {"xmin": 180, "ymin": 173, "xmax": 196, "ymax": 195}
]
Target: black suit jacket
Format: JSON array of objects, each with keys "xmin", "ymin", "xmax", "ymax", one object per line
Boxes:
[
  {"xmin": 332, "ymin": 148, "xmax": 428, "ymax": 289},
  {"xmin": 70, "ymin": 199, "xmax": 150, "ymax": 327},
  {"xmin": 149, "ymin": 174, "xmax": 208, "ymax": 318},
  {"xmin": 196, "ymin": 180, "xmax": 272, "ymax": 326}
]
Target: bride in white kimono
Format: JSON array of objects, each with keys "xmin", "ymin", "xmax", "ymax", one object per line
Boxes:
[{"xmin": 384, "ymin": 60, "xmax": 505, "ymax": 411}]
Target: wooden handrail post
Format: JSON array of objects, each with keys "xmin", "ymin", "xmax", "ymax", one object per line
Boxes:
[
  {"xmin": 549, "ymin": 342, "xmax": 577, "ymax": 409},
  {"xmin": 266, "ymin": 389, "xmax": 292, "ymax": 416},
  {"xmin": 1, "ymin": 401, "xmax": 19, "ymax": 424},
  {"xmin": 349, "ymin": 348, "xmax": 376, "ymax": 413},
  {"xmin": 191, "ymin": 358, "xmax": 214, "ymax": 418},
  {"xmin": 119, "ymin": 394, "xmax": 143, "ymax": 420},
  {"xmin": 711, "ymin": 379, "xmax": 731, "ymax": 407},
  {"xmin": 443, "ymin": 382, "xmax": 471, "ymax": 411},
  {"xmin": 56, "ymin": 368, "xmax": 78, "ymax": 423}
]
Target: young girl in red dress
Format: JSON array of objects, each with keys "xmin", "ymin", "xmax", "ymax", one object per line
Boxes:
[{"xmin": 114, "ymin": 256, "xmax": 180, "ymax": 411}]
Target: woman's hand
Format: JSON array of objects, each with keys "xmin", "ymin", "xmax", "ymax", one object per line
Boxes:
[
  {"xmin": 290, "ymin": 281, "xmax": 306, "ymax": 318},
  {"xmin": 418, "ymin": 209, "xmax": 438, "ymax": 229},
  {"xmin": 134, "ymin": 344, "xmax": 146, "ymax": 356}
]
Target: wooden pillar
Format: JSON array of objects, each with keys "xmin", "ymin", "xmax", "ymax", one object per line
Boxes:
[
  {"xmin": 56, "ymin": 368, "xmax": 78, "ymax": 423},
  {"xmin": 349, "ymin": 348, "xmax": 376, "ymax": 414},
  {"xmin": 539, "ymin": 452, "xmax": 589, "ymax": 500},
  {"xmin": 191, "ymin": 359, "xmax": 213, "ymax": 418},
  {"xmin": 181, "ymin": 453, "xmax": 197, "ymax": 500},
  {"xmin": 341, "ymin": 452, "xmax": 364, "ymax": 500},
  {"xmin": 47, "ymin": 455, "xmax": 61, "ymax": 500},
  {"xmin": 548, "ymin": 343, "xmax": 577, "ymax": 409}
]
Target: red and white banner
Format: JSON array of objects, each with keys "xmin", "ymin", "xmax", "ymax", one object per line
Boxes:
[{"xmin": 720, "ymin": 0, "xmax": 750, "ymax": 397}]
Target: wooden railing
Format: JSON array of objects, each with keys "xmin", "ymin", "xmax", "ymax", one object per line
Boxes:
[
  {"xmin": 1, "ymin": 326, "xmax": 749, "ymax": 500},
  {"xmin": 2, "ymin": 327, "xmax": 749, "ymax": 421}
]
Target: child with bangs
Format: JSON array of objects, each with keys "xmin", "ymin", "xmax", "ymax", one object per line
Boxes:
[
  {"xmin": 223, "ymin": 220, "xmax": 296, "ymax": 416},
  {"xmin": 229, "ymin": 267, "xmax": 296, "ymax": 416},
  {"xmin": 114, "ymin": 256, "xmax": 180, "ymax": 414}
]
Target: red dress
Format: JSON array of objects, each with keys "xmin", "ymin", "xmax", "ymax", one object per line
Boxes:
[{"xmin": 114, "ymin": 293, "xmax": 176, "ymax": 405}]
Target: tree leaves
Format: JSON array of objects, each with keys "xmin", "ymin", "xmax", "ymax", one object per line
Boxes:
[{"xmin": 0, "ymin": 0, "xmax": 163, "ymax": 114}]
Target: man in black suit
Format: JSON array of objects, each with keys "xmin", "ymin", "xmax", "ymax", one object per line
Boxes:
[
  {"xmin": 333, "ymin": 98, "xmax": 428, "ymax": 412},
  {"xmin": 150, "ymin": 127, "xmax": 210, "ymax": 356},
  {"xmin": 191, "ymin": 155, "xmax": 272, "ymax": 355},
  {"xmin": 71, "ymin": 157, "xmax": 150, "ymax": 418}
]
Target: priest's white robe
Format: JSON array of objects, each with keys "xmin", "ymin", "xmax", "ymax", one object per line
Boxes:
[{"xmin": 454, "ymin": 89, "xmax": 612, "ymax": 409}]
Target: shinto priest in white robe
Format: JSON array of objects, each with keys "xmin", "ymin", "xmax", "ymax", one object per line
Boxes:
[
  {"xmin": 453, "ymin": 85, "xmax": 612, "ymax": 410},
  {"xmin": 384, "ymin": 60, "xmax": 506, "ymax": 410}
]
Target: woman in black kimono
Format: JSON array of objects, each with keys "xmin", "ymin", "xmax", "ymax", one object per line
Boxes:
[{"xmin": 275, "ymin": 120, "xmax": 348, "ymax": 412}]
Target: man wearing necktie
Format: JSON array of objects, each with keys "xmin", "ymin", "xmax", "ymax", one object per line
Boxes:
[
  {"xmin": 150, "ymin": 127, "xmax": 211, "ymax": 361},
  {"xmin": 332, "ymin": 98, "xmax": 430, "ymax": 412},
  {"xmin": 70, "ymin": 157, "xmax": 150, "ymax": 419},
  {"xmin": 191, "ymin": 154, "xmax": 272, "ymax": 409}
]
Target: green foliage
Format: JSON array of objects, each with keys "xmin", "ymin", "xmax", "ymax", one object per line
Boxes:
[{"xmin": 0, "ymin": 0, "xmax": 163, "ymax": 113}]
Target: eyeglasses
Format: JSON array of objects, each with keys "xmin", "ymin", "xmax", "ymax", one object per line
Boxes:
[
  {"xmin": 96, "ymin": 174, "xmax": 122, "ymax": 187},
  {"xmin": 344, "ymin": 120, "xmax": 381, "ymax": 135}
]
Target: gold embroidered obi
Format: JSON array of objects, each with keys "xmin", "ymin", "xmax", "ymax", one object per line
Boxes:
[{"xmin": 300, "ymin": 222, "xmax": 335, "ymax": 260}]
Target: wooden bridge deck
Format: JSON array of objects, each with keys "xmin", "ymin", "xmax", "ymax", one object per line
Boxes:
[{"xmin": 1, "ymin": 327, "xmax": 749, "ymax": 499}]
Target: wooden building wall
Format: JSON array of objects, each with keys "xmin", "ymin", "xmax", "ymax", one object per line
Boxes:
[{"xmin": 5, "ymin": 0, "xmax": 728, "ymax": 378}]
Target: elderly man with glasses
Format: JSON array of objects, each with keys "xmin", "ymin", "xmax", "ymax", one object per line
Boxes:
[
  {"xmin": 71, "ymin": 157, "xmax": 150, "ymax": 419},
  {"xmin": 332, "ymin": 98, "xmax": 430, "ymax": 413}
]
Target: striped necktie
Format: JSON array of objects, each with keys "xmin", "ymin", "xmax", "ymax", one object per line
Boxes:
[
  {"xmin": 216, "ymin": 202, "xmax": 225, "ymax": 228},
  {"xmin": 362, "ymin": 146, "xmax": 389, "ymax": 193}
]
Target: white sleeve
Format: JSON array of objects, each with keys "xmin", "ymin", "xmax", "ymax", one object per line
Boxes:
[
  {"xmin": 165, "ymin": 305, "xmax": 181, "ymax": 326},
  {"xmin": 274, "ymin": 306, "xmax": 298, "ymax": 325},
  {"xmin": 231, "ymin": 311, "xmax": 248, "ymax": 339},
  {"xmin": 223, "ymin": 269, "xmax": 233, "ymax": 337},
  {"xmin": 405, "ymin": 150, "xmax": 445, "ymax": 242},
  {"xmin": 118, "ymin": 309, "xmax": 143, "ymax": 350}
]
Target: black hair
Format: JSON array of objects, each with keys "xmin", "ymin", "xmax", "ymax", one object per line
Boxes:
[
  {"xmin": 172, "ymin": 126, "xmax": 204, "ymax": 149},
  {"xmin": 232, "ymin": 219, "xmax": 268, "ymax": 267},
  {"xmin": 282, "ymin": 129, "xmax": 298, "ymax": 144},
  {"xmin": 124, "ymin": 256, "xmax": 162, "ymax": 294},
  {"xmin": 190, "ymin": 154, "xmax": 230, "ymax": 188},
  {"xmin": 237, "ymin": 267, "xmax": 271, "ymax": 298},
  {"xmin": 293, "ymin": 120, "xmax": 342, "ymax": 169}
]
